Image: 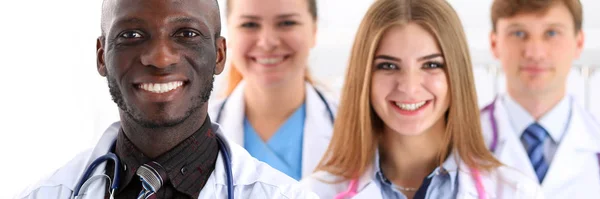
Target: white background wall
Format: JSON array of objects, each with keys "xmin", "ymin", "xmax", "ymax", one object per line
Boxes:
[{"xmin": 0, "ymin": 0, "xmax": 598, "ymax": 198}]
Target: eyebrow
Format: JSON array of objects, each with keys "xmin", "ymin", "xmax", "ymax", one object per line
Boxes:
[
  {"xmin": 374, "ymin": 53, "xmax": 443, "ymax": 62},
  {"xmin": 113, "ymin": 17, "xmax": 147, "ymax": 27},
  {"xmin": 505, "ymin": 23, "xmax": 568, "ymax": 30},
  {"xmin": 168, "ymin": 16, "xmax": 201, "ymax": 24},
  {"xmin": 240, "ymin": 13, "xmax": 300, "ymax": 20}
]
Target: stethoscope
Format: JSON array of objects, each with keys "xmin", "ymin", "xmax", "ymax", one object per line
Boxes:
[
  {"xmin": 215, "ymin": 88, "xmax": 335, "ymax": 124},
  {"xmin": 482, "ymin": 97, "xmax": 600, "ymax": 175},
  {"xmin": 72, "ymin": 135, "xmax": 235, "ymax": 199}
]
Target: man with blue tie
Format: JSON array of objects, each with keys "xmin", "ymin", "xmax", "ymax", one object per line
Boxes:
[{"xmin": 481, "ymin": 0, "xmax": 600, "ymax": 198}]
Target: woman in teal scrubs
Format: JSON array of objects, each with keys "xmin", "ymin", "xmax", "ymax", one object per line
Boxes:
[{"xmin": 208, "ymin": 0, "xmax": 337, "ymax": 180}]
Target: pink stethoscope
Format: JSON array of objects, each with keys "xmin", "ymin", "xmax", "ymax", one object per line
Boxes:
[
  {"xmin": 334, "ymin": 167, "xmax": 487, "ymax": 199},
  {"xmin": 333, "ymin": 101, "xmax": 498, "ymax": 199},
  {"xmin": 335, "ymin": 99, "xmax": 600, "ymax": 198}
]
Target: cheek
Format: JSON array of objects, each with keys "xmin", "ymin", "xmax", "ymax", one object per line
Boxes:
[
  {"xmin": 370, "ymin": 73, "xmax": 393, "ymax": 106},
  {"xmin": 228, "ymin": 33, "xmax": 255, "ymax": 60},
  {"xmin": 425, "ymin": 74, "xmax": 448, "ymax": 102},
  {"xmin": 284, "ymin": 31, "xmax": 312, "ymax": 54}
]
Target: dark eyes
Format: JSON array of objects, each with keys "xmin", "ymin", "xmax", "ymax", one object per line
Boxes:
[
  {"xmin": 376, "ymin": 62, "xmax": 445, "ymax": 70},
  {"xmin": 117, "ymin": 29, "xmax": 200, "ymax": 40},
  {"xmin": 120, "ymin": 31, "xmax": 143, "ymax": 39},
  {"xmin": 174, "ymin": 30, "xmax": 200, "ymax": 38},
  {"xmin": 241, "ymin": 22, "xmax": 259, "ymax": 28},
  {"xmin": 240, "ymin": 20, "xmax": 299, "ymax": 29}
]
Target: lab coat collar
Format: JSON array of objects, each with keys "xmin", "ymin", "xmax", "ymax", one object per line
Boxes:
[
  {"xmin": 456, "ymin": 156, "xmax": 497, "ymax": 199},
  {"xmin": 216, "ymin": 81, "xmax": 336, "ymax": 177}
]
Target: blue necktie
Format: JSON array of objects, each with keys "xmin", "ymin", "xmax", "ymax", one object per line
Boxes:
[
  {"xmin": 136, "ymin": 161, "xmax": 166, "ymax": 199},
  {"xmin": 522, "ymin": 123, "xmax": 549, "ymax": 183}
]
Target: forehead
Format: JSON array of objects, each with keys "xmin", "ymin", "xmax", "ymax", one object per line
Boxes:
[
  {"xmin": 229, "ymin": 0, "xmax": 309, "ymax": 17},
  {"xmin": 496, "ymin": 3, "xmax": 574, "ymax": 30},
  {"xmin": 376, "ymin": 24, "xmax": 441, "ymax": 58},
  {"xmin": 104, "ymin": 0, "xmax": 217, "ymax": 29}
]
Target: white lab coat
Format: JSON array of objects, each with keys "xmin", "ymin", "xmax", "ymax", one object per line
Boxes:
[
  {"xmin": 480, "ymin": 95, "xmax": 600, "ymax": 198},
  {"xmin": 300, "ymin": 156, "xmax": 544, "ymax": 199},
  {"xmin": 17, "ymin": 122, "xmax": 318, "ymax": 199},
  {"xmin": 208, "ymin": 81, "xmax": 338, "ymax": 178}
]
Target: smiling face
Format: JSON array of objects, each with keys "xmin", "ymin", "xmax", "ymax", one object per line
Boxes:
[
  {"xmin": 226, "ymin": 0, "xmax": 317, "ymax": 87},
  {"xmin": 491, "ymin": 2, "xmax": 584, "ymax": 97},
  {"xmin": 370, "ymin": 23, "xmax": 449, "ymax": 136},
  {"xmin": 97, "ymin": 0, "xmax": 226, "ymax": 128}
]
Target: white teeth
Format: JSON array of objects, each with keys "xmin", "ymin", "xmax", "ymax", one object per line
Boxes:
[
  {"xmin": 139, "ymin": 81, "xmax": 184, "ymax": 93},
  {"xmin": 394, "ymin": 101, "xmax": 427, "ymax": 111},
  {"xmin": 256, "ymin": 57, "xmax": 284, "ymax": 65}
]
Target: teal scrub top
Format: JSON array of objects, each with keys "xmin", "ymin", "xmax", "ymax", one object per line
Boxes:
[{"xmin": 243, "ymin": 103, "xmax": 306, "ymax": 180}]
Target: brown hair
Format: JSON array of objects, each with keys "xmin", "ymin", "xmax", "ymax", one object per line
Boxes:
[
  {"xmin": 316, "ymin": 0, "xmax": 501, "ymax": 180},
  {"xmin": 491, "ymin": 0, "xmax": 583, "ymax": 32},
  {"xmin": 223, "ymin": 0, "xmax": 317, "ymax": 96}
]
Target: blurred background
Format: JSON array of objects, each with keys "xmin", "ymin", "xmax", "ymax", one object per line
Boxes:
[{"xmin": 0, "ymin": 0, "xmax": 598, "ymax": 197}]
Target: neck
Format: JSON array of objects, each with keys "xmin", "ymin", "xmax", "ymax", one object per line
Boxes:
[
  {"xmin": 507, "ymin": 86, "xmax": 565, "ymax": 120},
  {"xmin": 119, "ymin": 105, "xmax": 208, "ymax": 159},
  {"xmin": 379, "ymin": 118, "xmax": 446, "ymax": 189},
  {"xmin": 244, "ymin": 78, "xmax": 305, "ymax": 121},
  {"xmin": 243, "ymin": 78, "xmax": 305, "ymax": 140}
]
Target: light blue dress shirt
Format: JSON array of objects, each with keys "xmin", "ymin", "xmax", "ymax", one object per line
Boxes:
[
  {"xmin": 502, "ymin": 94, "xmax": 572, "ymax": 164},
  {"xmin": 374, "ymin": 151, "xmax": 459, "ymax": 199},
  {"xmin": 243, "ymin": 103, "xmax": 306, "ymax": 180}
]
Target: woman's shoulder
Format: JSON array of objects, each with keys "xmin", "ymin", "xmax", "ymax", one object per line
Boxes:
[{"xmin": 300, "ymin": 171, "xmax": 350, "ymax": 199}]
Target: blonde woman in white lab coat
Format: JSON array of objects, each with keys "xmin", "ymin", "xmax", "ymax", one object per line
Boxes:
[
  {"xmin": 208, "ymin": 0, "xmax": 337, "ymax": 181},
  {"xmin": 301, "ymin": 0, "xmax": 543, "ymax": 198}
]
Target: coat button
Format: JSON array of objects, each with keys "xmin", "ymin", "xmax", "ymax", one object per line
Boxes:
[{"xmin": 180, "ymin": 167, "xmax": 188, "ymax": 175}]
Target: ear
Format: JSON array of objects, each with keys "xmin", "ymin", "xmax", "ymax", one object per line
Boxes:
[
  {"xmin": 214, "ymin": 36, "xmax": 227, "ymax": 75},
  {"xmin": 490, "ymin": 31, "xmax": 500, "ymax": 59},
  {"xmin": 97, "ymin": 37, "xmax": 107, "ymax": 77},
  {"xmin": 574, "ymin": 30, "xmax": 585, "ymax": 59}
]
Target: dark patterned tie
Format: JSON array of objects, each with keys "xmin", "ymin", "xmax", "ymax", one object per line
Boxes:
[{"xmin": 136, "ymin": 161, "xmax": 167, "ymax": 199}]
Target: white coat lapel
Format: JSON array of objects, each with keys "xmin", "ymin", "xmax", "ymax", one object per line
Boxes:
[
  {"xmin": 75, "ymin": 122, "xmax": 121, "ymax": 199},
  {"xmin": 302, "ymin": 83, "xmax": 335, "ymax": 177},
  {"xmin": 492, "ymin": 100, "xmax": 537, "ymax": 180},
  {"xmin": 351, "ymin": 165, "xmax": 383, "ymax": 199},
  {"xmin": 351, "ymin": 183, "xmax": 382, "ymax": 199},
  {"xmin": 541, "ymin": 101, "xmax": 600, "ymax": 195},
  {"xmin": 216, "ymin": 82, "xmax": 246, "ymax": 146},
  {"xmin": 456, "ymin": 161, "xmax": 497, "ymax": 199}
]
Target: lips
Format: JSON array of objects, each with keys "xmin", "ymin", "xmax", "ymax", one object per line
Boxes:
[
  {"xmin": 390, "ymin": 100, "xmax": 431, "ymax": 116},
  {"xmin": 251, "ymin": 55, "xmax": 290, "ymax": 67},
  {"xmin": 394, "ymin": 101, "xmax": 427, "ymax": 111},
  {"xmin": 138, "ymin": 81, "xmax": 184, "ymax": 93}
]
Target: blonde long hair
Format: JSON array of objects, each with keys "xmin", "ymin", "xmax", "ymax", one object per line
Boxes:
[{"xmin": 316, "ymin": 0, "xmax": 501, "ymax": 180}]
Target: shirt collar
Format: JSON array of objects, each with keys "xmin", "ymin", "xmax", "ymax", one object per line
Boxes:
[
  {"xmin": 501, "ymin": 94, "xmax": 571, "ymax": 143},
  {"xmin": 373, "ymin": 150, "xmax": 459, "ymax": 193},
  {"xmin": 113, "ymin": 116, "xmax": 218, "ymax": 197}
]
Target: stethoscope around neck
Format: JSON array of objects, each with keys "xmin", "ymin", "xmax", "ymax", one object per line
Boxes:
[
  {"xmin": 215, "ymin": 88, "xmax": 335, "ymax": 124},
  {"xmin": 71, "ymin": 134, "xmax": 235, "ymax": 199},
  {"xmin": 482, "ymin": 97, "xmax": 600, "ymax": 174}
]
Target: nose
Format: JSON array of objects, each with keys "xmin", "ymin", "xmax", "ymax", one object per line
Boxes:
[
  {"xmin": 140, "ymin": 38, "xmax": 180, "ymax": 68},
  {"xmin": 523, "ymin": 38, "xmax": 547, "ymax": 62},
  {"xmin": 256, "ymin": 27, "xmax": 280, "ymax": 51},
  {"xmin": 395, "ymin": 67, "xmax": 422, "ymax": 95}
]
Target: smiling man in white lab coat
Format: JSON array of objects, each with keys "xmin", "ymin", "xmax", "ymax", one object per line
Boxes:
[
  {"xmin": 17, "ymin": 0, "xmax": 317, "ymax": 198},
  {"xmin": 482, "ymin": 0, "xmax": 600, "ymax": 198}
]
